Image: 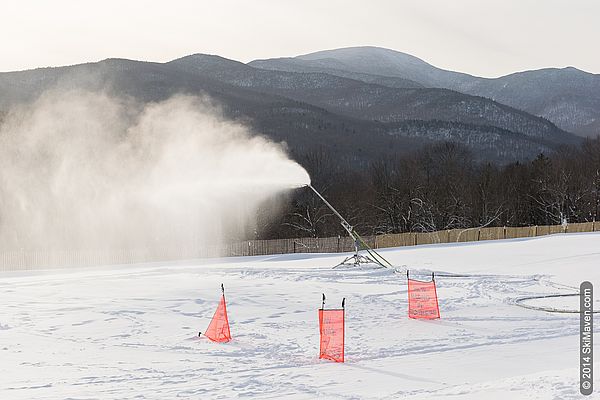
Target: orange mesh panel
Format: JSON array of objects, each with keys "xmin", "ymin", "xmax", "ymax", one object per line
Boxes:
[
  {"xmin": 408, "ymin": 278, "xmax": 440, "ymax": 319},
  {"xmin": 204, "ymin": 295, "xmax": 231, "ymax": 342},
  {"xmin": 319, "ymin": 309, "xmax": 345, "ymax": 362}
]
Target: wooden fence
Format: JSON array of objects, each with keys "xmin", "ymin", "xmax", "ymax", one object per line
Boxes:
[{"xmin": 1, "ymin": 222, "xmax": 599, "ymax": 271}]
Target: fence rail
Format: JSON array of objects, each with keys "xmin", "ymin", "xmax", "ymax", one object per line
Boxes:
[{"xmin": 1, "ymin": 222, "xmax": 599, "ymax": 271}]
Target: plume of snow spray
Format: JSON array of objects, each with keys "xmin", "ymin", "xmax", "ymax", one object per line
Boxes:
[{"xmin": 0, "ymin": 90, "xmax": 310, "ymax": 255}]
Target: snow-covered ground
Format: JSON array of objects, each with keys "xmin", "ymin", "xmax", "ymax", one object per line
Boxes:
[{"xmin": 1, "ymin": 232, "xmax": 599, "ymax": 399}]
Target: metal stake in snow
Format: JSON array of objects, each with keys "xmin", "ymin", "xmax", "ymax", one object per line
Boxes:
[{"xmin": 307, "ymin": 184, "xmax": 393, "ymax": 269}]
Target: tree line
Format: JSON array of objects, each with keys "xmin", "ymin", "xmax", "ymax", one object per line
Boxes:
[{"xmin": 255, "ymin": 137, "xmax": 600, "ymax": 239}]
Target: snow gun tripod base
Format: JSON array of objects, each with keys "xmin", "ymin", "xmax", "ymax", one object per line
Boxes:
[
  {"xmin": 333, "ymin": 238, "xmax": 385, "ymax": 269},
  {"xmin": 334, "ymin": 253, "xmax": 384, "ymax": 269}
]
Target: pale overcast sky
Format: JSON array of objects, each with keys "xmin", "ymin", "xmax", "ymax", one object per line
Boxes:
[{"xmin": 1, "ymin": 0, "xmax": 598, "ymax": 77}]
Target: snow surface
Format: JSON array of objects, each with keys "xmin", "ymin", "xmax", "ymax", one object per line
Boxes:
[{"xmin": 1, "ymin": 232, "xmax": 599, "ymax": 399}]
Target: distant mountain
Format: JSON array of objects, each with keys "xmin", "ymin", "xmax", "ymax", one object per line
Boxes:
[
  {"xmin": 247, "ymin": 56, "xmax": 424, "ymax": 89},
  {"xmin": 0, "ymin": 53, "xmax": 582, "ymax": 166},
  {"xmin": 174, "ymin": 54, "xmax": 575, "ymax": 145},
  {"xmin": 450, "ymin": 67, "xmax": 600, "ymax": 137},
  {"xmin": 0, "ymin": 58, "xmax": 418, "ymax": 167},
  {"xmin": 250, "ymin": 46, "xmax": 600, "ymax": 137},
  {"xmin": 250, "ymin": 47, "xmax": 473, "ymax": 89}
]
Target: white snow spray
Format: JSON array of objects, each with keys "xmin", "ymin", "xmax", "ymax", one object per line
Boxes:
[{"xmin": 0, "ymin": 90, "xmax": 310, "ymax": 256}]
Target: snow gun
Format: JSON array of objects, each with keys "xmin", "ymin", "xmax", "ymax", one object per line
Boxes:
[{"xmin": 306, "ymin": 184, "xmax": 393, "ymax": 269}]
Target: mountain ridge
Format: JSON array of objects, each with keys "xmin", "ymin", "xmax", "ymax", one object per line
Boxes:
[
  {"xmin": 0, "ymin": 51, "xmax": 584, "ymax": 166},
  {"xmin": 250, "ymin": 46, "xmax": 600, "ymax": 137}
]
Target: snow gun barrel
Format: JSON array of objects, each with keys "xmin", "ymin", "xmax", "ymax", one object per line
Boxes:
[{"xmin": 307, "ymin": 184, "xmax": 352, "ymax": 233}]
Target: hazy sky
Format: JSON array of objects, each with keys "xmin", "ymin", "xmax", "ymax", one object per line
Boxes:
[{"xmin": 2, "ymin": 0, "xmax": 598, "ymax": 77}]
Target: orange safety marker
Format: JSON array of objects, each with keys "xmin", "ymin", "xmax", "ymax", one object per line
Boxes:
[
  {"xmin": 201, "ymin": 283, "xmax": 232, "ymax": 342},
  {"xmin": 319, "ymin": 294, "xmax": 345, "ymax": 363},
  {"xmin": 407, "ymin": 271, "xmax": 440, "ymax": 319}
]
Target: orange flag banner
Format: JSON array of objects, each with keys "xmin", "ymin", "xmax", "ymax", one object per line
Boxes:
[
  {"xmin": 319, "ymin": 297, "xmax": 345, "ymax": 362},
  {"xmin": 204, "ymin": 293, "xmax": 231, "ymax": 342},
  {"xmin": 408, "ymin": 275, "xmax": 440, "ymax": 319}
]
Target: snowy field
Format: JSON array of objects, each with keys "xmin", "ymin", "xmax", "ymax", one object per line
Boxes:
[{"xmin": 1, "ymin": 233, "xmax": 599, "ymax": 399}]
